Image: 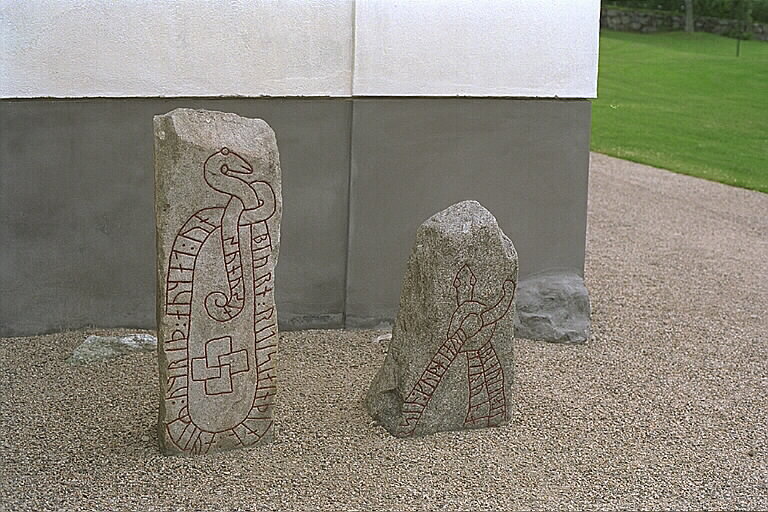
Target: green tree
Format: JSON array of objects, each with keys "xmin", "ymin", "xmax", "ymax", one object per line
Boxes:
[
  {"xmin": 685, "ymin": 0, "xmax": 695, "ymax": 32},
  {"xmin": 732, "ymin": 0, "xmax": 754, "ymax": 39}
]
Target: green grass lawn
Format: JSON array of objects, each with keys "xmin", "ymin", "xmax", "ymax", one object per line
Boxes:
[{"xmin": 592, "ymin": 31, "xmax": 768, "ymax": 193}]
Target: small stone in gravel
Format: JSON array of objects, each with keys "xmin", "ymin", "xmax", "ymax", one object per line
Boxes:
[
  {"xmin": 366, "ymin": 200, "xmax": 518, "ymax": 437},
  {"xmin": 67, "ymin": 334, "xmax": 156, "ymax": 365},
  {"xmin": 373, "ymin": 332, "xmax": 392, "ymax": 343}
]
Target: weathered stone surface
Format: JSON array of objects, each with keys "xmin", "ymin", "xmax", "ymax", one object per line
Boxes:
[
  {"xmin": 365, "ymin": 200, "xmax": 518, "ymax": 437},
  {"xmin": 515, "ymin": 271, "xmax": 590, "ymax": 344},
  {"xmin": 67, "ymin": 333, "xmax": 156, "ymax": 365},
  {"xmin": 155, "ymin": 109, "xmax": 282, "ymax": 455}
]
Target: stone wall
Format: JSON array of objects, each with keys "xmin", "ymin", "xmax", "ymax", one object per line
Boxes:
[{"xmin": 601, "ymin": 8, "xmax": 768, "ymax": 40}]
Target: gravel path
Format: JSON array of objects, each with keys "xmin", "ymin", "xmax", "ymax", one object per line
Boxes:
[{"xmin": 1, "ymin": 153, "xmax": 766, "ymax": 511}]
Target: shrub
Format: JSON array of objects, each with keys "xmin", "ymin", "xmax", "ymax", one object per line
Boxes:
[{"xmin": 602, "ymin": 0, "xmax": 768, "ymax": 22}]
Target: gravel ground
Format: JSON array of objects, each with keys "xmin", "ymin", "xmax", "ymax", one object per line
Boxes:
[{"xmin": 1, "ymin": 153, "xmax": 766, "ymax": 511}]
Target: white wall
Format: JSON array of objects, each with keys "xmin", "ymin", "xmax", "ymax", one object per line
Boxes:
[
  {"xmin": 0, "ymin": 0, "xmax": 599, "ymax": 98},
  {"xmin": 353, "ymin": 0, "xmax": 600, "ymax": 97},
  {"xmin": 0, "ymin": 0, "xmax": 355, "ymax": 97}
]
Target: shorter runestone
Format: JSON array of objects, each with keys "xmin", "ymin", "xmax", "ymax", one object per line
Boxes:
[{"xmin": 365, "ymin": 200, "xmax": 518, "ymax": 437}]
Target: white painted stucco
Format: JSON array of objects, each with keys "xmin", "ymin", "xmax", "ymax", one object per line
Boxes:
[
  {"xmin": 0, "ymin": 0, "xmax": 355, "ymax": 97},
  {"xmin": 353, "ymin": 0, "xmax": 600, "ymax": 98},
  {"xmin": 0, "ymin": 0, "xmax": 599, "ymax": 98}
]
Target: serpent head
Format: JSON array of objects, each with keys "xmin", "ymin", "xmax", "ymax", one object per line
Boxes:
[
  {"xmin": 203, "ymin": 147, "xmax": 254, "ymax": 192},
  {"xmin": 453, "ymin": 264, "xmax": 476, "ymax": 305}
]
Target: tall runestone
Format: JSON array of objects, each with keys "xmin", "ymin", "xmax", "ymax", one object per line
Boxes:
[
  {"xmin": 154, "ymin": 109, "xmax": 282, "ymax": 455},
  {"xmin": 366, "ymin": 200, "xmax": 518, "ymax": 437}
]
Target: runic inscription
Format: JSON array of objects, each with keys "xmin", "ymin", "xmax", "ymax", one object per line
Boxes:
[
  {"xmin": 398, "ymin": 264, "xmax": 515, "ymax": 436},
  {"xmin": 156, "ymin": 110, "xmax": 282, "ymax": 455}
]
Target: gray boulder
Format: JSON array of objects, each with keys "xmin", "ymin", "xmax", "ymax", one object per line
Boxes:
[
  {"xmin": 515, "ymin": 271, "xmax": 590, "ymax": 343},
  {"xmin": 365, "ymin": 200, "xmax": 518, "ymax": 437}
]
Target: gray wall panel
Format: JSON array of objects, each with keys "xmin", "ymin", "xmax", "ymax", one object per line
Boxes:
[
  {"xmin": 1, "ymin": 100, "xmax": 156, "ymax": 335},
  {"xmin": 0, "ymin": 97, "xmax": 590, "ymax": 336},
  {"xmin": 220, "ymin": 100, "xmax": 352, "ymax": 330},
  {"xmin": 0, "ymin": 99, "xmax": 351, "ymax": 336},
  {"xmin": 346, "ymin": 99, "xmax": 591, "ymax": 327}
]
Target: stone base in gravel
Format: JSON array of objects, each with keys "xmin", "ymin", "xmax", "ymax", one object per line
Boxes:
[
  {"xmin": 366, "ymin": 200, "xmax": 518, "ymax": 437},
  {"xmin": 67, "ymin": 334, "xmax": 157, "ymax": 365},
  {"xmin": 515, "ymin": 271, "xmax": 591, "ymax": 343}
]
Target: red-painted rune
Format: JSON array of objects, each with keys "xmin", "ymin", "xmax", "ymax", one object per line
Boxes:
[
  {"xmin": 162, "ymin": 147, "xmax": 278, "ymax": 454},
  {"xmin": 398, "ymin": 264, "xmax": 516, "ymax": 437}
]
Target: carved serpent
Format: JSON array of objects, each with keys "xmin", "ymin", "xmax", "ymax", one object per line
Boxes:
[
  {"xmin": 398, "ymin": 264, "xmax": 516, "ymax": 436},
  {"xmin": 162, "ymin": 147, "xmax": 277, "ymax": 454},
  {"xmin": 201, "ymin": 147, "xmax": 276, "ymax": 322}
]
